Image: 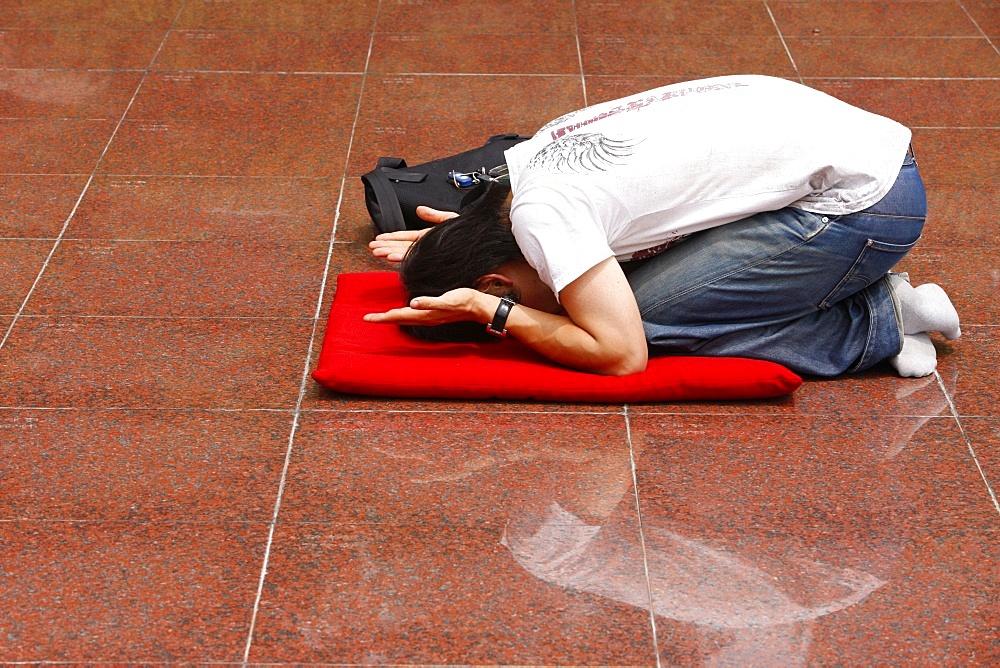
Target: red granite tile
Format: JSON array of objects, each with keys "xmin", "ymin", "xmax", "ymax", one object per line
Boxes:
[
  {"xmin": 0, "ymin": 240, "xmax": 50, "ymax": 314},
  {"xmin": 585, "ymin": 75, "xmax": 696, "ymax": 105},
  {"xmin": 282, "ymin": 411, "xmax": 636, "ymax": 526},
  {"xmin": 296, "ymin": 240, "xmax": 388, "ymax": 317},
  {"xmin": 787, "ymin": 36, "xmax": 1000, "ymax": 77},
  {"xmin": 943, "ymin": 326, "xmax": 999, "ymax": 416},
  {"xmin": 125, "ymin": 72, "xmax": 360, "ymax": 123},
  {"xmin": 961, "ymin": 418, "xmax": 1000, "ymax": 491},
  {"xmin": 920, "ymin": 183, "xmax": 996, "ymax": 248},
  {"xmin": 630, "ymin": 412, "xmax": 996, "ymax": 631},
  {"xmin": 770, "ymin": 0, "xmax": 980, "ymax": 36},
  {"xmin": 368, "ymin": 32, "xmax": 580, "ymax": 75},
  {"xmin": 630, "ymin": 413, "xmax": 994, "ymax": 543},
  {"xmin": 911, "ymin": 128, "xmax": 1000, "ymax": 186},
  {"xmin": 0, "ymin": 119, "xmax": 114, "ymax": 174},
  {"xmin": 0, "ymin": 70, "xmax": 142, "ymax": 119},
  {"xmin": 101, "ymin": 118, "xmax": 354, "ymax": 176},
  {"xmin": 249, "ymin": 521, "xmax": 658, "ymax": 664},
  {"xmin": 896, "ymin": 245, "xmax": 997, "ymax": 328},
  {"xmin": 69, "ymin": 175, "xmax": 340, "ymax": 241},
  {"xmin": 332, "ymin": 177, "xmax": 379, "ymax": 244},
  {"xmin": 154, "ymin": 30, "xmax": 372, "ymax": 72},
  {"xmin": 648, "ymin": 525, "xmax": 1000, "ymax": 665},
  {"xmin": 376, "ymin": 0, "xmax": 574, "ymax": 33},
  {"xmin": 24, "ymin": 240, "xmax": 328, "ymax": 317},
  {"xmin": 0, "ymin": 29, "xmax": 165, "ymax": 69},
  {"xmin": 808, "ymin": 528, "xmax": 1000, "ymax": 665},
  {"xmin": 808, "ymin": 78, "xmax": 1000, "ymax": 129},
  {"xmin": 0, "ymin": 175, "xmax": 87, "ymax": 238},
  {"xmin": 577, "ymin": 0, "xmax": 777, "ymax": 36},
  {"xmin": 0, "ymin": 316, "xmax": 311, "ymax": 408},
  {"xmin": 176, "ymin": 0, "xmax": 378, "ymax": 30},
  {"xmin": 306, "ymin": 241, "xmax": 390, "ymax": 318},
  {"xmin": 282, "ymin": 412, "xmax": 631, "ymax": 526},
  {"xmin": 112, "ymin": 120, "xmax": 278, "ymax": 173},
  {"xmin": 0, "ymin": 408, "xmax": 288, "ymax": 521},
  {"xmin": 0, "ymin": 521, "xmax": 265, "ymax": 662},
  {"xmin": 346, "ymin": 75, "xmax": 583, "ymax": 176},
  {"xmin": 100, "ymin": 73, "xmax": 361, "ymax": 176},
  {"xmin": 580, "ymin": 34, "xmax": 797, "ymax": 77},
  {"xmin": 964, "ymin": 0, "xmax": 1000, "ymax": 35},
  {"xmin": 0, "ymin": 0, "xmax": 182, "ymax": 28}
]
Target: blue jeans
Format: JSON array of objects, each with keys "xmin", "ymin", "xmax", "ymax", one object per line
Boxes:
[{"xmin": 627, "ymin": 155, "xmax": 927, "ymax": 376}]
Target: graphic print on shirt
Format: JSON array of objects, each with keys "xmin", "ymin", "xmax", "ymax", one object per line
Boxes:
[
  {"xmin": 538, "ymin": 111, "xmax": 578, "ymax": 133},
  {"xmin": 526, "ymin": 133, "xmax": 641, "ymax": 174}
]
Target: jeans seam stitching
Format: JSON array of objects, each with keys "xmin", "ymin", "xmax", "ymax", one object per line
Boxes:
[
  {"xmin": 850, "ymin": 280, "xmax": 890, "ymax": 373},
  {"xmin": 857, "ymin": 213, "xmax": 924, "ymax": 220}
]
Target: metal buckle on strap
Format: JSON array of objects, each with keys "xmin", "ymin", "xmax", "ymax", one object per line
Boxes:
[{"xmin": 447, "ymin": 164, "xmax": 510, "ymax": 189}]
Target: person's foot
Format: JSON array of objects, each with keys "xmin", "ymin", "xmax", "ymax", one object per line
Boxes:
[
  {"xmin": 889, "ymin": 332, "xmax": 937, "ymax": 378},
  {"xmin": 912, "ymin": 283, "xmax": 962, "ymax": 339},
  {"xmin": 889, "ymin": 275, "xmax": 961, "ymax": 340}
]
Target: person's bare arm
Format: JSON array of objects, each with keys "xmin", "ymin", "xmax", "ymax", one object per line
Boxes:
[{"xmin": 365, "ymin": 258, "xmax": 648, "ymax": 376}]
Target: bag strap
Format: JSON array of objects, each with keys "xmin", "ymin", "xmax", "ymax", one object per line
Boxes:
[
  {"xmin": 361, "ymin": 167, "xmax": 407, "ymax": 233},
  {"xmin": 380, "ymin": 167, "xmax": 426, "ymax": 183},
  {"xmin": 375, "ymin": 157, "xmax": 427, "ymax": 184}
]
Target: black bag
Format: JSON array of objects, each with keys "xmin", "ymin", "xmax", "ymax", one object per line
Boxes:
[{"xmin": 361, "ymin": 133, "xmax": 530, "ymax": 234}]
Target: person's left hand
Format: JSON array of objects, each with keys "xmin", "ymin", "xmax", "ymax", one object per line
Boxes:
[
  {"xmin": 363, "ymin": 288, "xmax": 491, "ymax": 327},
  {"xmin": 368, "ymin": 206, "xmax": 459, "ymax": 263},
  {"xmin": 368, "ymin": 228, "xmax": 429, "ymax": 263}
]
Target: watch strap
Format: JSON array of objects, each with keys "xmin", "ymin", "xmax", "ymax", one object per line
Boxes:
[{"xmin": 486, "ymin": 296, "xmax": 516, "ymax": 337}]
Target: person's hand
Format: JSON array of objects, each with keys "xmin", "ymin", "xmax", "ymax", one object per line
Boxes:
[
  {"xmin": 368, "ymin": 228, "xmax": 428, "ymax": 263},
  {"xmin": 415, "ymin": 206, "xmax": 460, "ymax": 224},
  {"xmin": 368, "ymin": 206, "xmax": 458, "ymax": 263},
  {"xmin": 363, "ymin": 288, "xmax": 491, "ymax": 327}
]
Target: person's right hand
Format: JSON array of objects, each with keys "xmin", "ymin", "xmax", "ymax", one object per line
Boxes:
[{"xmin": 368, "ymin": 206, "xmax": 458, "ymax": 263}]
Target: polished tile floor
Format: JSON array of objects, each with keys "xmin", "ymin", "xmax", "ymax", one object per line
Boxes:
[{"xmin": 2, "ymin": 0, "xmax": 999, "ymax": 664}]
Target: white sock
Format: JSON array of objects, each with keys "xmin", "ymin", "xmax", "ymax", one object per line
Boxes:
[
  {"xmin": 888, "ymin": 275, "xmax": 961, "ymax": 340},
  {"xmin": 889, "ymin": 332, "xmax": 938, "ymax": 378}
]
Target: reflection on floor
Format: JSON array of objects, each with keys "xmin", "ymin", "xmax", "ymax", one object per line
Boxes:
[{"xmin": 1, "ymin": 0, "xmax": 997, "ymax": 664}]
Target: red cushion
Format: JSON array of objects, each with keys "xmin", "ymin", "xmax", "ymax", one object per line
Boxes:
[{"xmin": 312, "ymin": 272, "xmax": 802, "ymax": 402}]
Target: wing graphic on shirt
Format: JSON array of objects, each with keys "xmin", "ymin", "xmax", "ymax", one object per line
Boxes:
[{"xmin": 527, "ymin": 133, "xmax": 641, "ymax": 174}]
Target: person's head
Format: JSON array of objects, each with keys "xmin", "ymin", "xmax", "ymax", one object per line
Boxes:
[{"xmin": 399, "ymin": 183, "xmax": 524, "ymax": 342}]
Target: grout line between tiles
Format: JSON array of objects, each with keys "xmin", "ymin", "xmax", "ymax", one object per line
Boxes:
[
  {"xmin": 0, "ymin": 6, "xmax": 186, "ymax": 352},
  {"xmin": 238, "ymin": 4, "xmax": 383, "ymax": 663},
  {"xmin": 956, "ymin": 0, "xmax": 1000, "ymax": 55},
  {"xmin": 936, "ymin": 371, "xmax": 1000, "ymax": 516},
  {"xmin": 0, "ymin": 405, "xmax": 299, "ymax": 412},
  {"xmin": 763, "ymin": 1, "xmax": 802, "ymax": 82},
  {"xmin": 5, "ymin": 69, "xmax": 1000, "ymax": 81},
  {"xmin": 570, "ymin": 0, "xmax": 588, "ymax": 107},
  {"xmin": 6, "ymin": 405, "xmax": 990, "ymax": 417},
  {"xmin": 625, "ymin": 406, "xmax": 662, "ymax": 666}
]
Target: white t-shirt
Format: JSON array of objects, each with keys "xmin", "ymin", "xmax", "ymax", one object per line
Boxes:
[{"xmin": 504, "ymin": 75, "xmax": 912, "ymax": 295}]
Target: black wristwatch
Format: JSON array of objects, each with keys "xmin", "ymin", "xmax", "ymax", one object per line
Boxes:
[{"xmin": 486, "ymin": 296, "xmax": 516, "ymax": 338}]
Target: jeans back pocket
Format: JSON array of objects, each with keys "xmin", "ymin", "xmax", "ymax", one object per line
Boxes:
[{"xmin": 819, "ymin": 236, "xmax": 919, "ymax": 309}]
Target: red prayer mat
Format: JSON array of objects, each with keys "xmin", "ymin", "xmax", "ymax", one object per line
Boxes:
[{"xmin": 312, "ymin": 272, "xmax": 802, "ymax": 402}]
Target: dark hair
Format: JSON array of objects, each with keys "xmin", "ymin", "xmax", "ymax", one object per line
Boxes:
[{"xmin": 399, "ymin": 182, "xmax": 524, "ymax": 342}]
